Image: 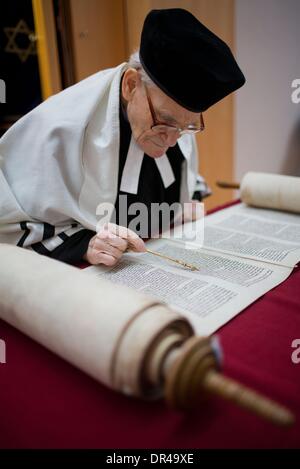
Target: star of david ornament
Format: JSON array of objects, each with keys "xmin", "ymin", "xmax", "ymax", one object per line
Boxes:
[{"xmin": 4, "ymin": 19, "xmax": 37, "ymax": 63}]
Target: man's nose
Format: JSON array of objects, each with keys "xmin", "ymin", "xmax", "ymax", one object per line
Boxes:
[{"xmin": 163, "ymin": 131, "xmax": 180, "ymax": 147}]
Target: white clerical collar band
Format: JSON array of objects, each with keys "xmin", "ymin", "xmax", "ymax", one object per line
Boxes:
[{"xmin": 120, "ymin": 135, "xmax": 175, "ymax": 195}]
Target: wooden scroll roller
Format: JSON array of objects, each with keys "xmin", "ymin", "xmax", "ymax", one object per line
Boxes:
[
  {"xmin": 0, "ymin": 244, "xmax": 294, "ymax": 426},
  {"xmin": 159, "ymin": 337, "xmax": 294, "ymax": 426},
  {"xmin": 216, "ymin": 181, "xmax": 240, "ymax": 190}
]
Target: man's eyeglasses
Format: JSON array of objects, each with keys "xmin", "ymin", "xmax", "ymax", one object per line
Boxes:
[{"xmin": 143, "ymin": 82, "xmax": 205, "ymax": 137}]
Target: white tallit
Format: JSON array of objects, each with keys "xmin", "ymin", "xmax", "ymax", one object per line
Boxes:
[{"xmin": 0, "ymin": 63, "xmax": 199, "ymax": 250}]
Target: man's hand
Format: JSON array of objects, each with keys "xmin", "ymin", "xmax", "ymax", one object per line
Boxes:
[{"xmin": 83, "ymin": 223, "xmax": 146, "ymax": 266}]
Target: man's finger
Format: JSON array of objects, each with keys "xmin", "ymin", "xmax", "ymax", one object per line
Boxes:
[
  {"xmin": 92, "ymin": 238, "xmax": 124, "ymax": 259},
  {"xmin": 103, "ymin": 223, "xmax": 146, "ymax": 252},
  {"xmin": 94, "ymin": 251, "xmax": 119, "ymax": 267},
  {"xmin": 96, "ymin": 230, "xmax": 128, "ymax": 252}
]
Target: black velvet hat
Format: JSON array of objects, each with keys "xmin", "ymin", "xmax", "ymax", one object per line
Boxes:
[{"xmin": 139, "ymin": 8, "xmax": 245, "ymax": 112}]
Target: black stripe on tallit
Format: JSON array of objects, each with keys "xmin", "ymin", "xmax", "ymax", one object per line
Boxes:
[
  {"xmin": 31, "ymin": 242, "xmax": 50, "ymax": 256},
  {"xmin": 43, "ymin": 223, "xmax": 55, "ymax": 240},
  {"xmin": 58, "ymin": 232, "xmax": 68, "ymax": 241},
  {"xmin": 17, "ymin": 221, "xmax": 30, "ymax": 247}
]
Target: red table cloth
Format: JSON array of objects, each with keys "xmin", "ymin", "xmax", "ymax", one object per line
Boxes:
[{"xmin": 0, "ymin": 202, "xmax": 299, "ymax": 448}]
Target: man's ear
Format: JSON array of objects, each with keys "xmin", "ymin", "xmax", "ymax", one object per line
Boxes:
[{"xmin": 122, "ymin": 68, "xmax": 139, "ymax": 102}]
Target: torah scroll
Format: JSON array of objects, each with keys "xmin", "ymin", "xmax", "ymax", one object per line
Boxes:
[
  {"xmin": 0, "ymin": 243, "xmax": 193, "ymax": 398},
  {"xmin": 240, "ymin": 172, "xmax": 300, "ymax": 213},
  {"xmin": 0, "ymin": 243, "xmax": 294, "ymax": 425}
]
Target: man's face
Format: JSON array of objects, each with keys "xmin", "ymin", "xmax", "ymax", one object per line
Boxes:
[{"xmin": 122, "ymin": 69, "xmax": 201, "ymax": 158}]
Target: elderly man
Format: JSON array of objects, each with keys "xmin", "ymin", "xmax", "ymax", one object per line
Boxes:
[{"xmin": 0, "ymin": 8, "xmax": 245, "ymax": 266}]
